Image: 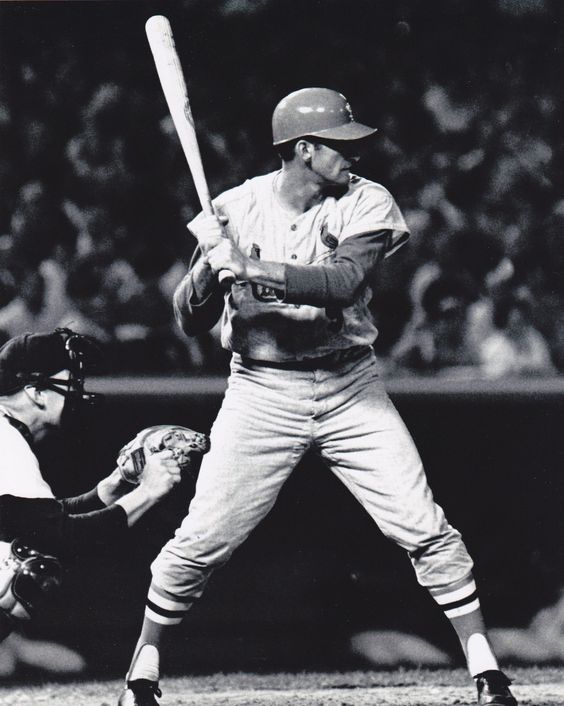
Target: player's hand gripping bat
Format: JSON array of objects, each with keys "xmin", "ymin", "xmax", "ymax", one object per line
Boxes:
[{"xmin": 145, "ymin": 15, "xmax": 235, "ymax": 288}]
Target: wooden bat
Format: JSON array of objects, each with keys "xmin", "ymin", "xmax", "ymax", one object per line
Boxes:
[{"xmin": 145, "ymin": 15, "xmax": 235, "ymax": 287}]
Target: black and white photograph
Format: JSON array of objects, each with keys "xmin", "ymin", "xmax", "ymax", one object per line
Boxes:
[{"xmin": 0, "ymin": 1, "xmax": 563, "ymax": 704}]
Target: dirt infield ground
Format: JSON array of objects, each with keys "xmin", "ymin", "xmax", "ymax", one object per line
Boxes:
[{"xmin": 0, "ymin": 668, "xmax": 563, "ymax": 705}]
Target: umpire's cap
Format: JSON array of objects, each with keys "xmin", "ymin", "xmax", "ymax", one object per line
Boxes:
[
  {"xmin": 0, "ymin": 328, "xmax": 102, "ymax": 402},
  {"xmin": 272, "ymin": 88, "xmax": 377, "ymax": 146}
]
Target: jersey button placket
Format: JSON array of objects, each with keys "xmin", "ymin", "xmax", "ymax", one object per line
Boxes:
[
  {"xmin": 289, "ymin": 222, "xmax": 299, "ymax": 260},
  {"xmin": 288, "ymin": 223, "xmax": 301, "ymax": 307}
]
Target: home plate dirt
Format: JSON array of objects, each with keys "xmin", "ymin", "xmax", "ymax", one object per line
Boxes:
[
  {"xmin": 113, "ymin": 683, "xmax": 564, "ymax": 706},
  {"xmin": 0, "ymin": 670, "xmax": 563, "ymax": 705}
]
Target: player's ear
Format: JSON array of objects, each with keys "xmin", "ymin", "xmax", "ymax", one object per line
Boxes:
[
  {"xmin": 23, "ymin": 385, "xmax": 46, "ymax": 409},
  {"xmin": 296, "ymin": 139, "xmax": 314, "ymax": 163}
]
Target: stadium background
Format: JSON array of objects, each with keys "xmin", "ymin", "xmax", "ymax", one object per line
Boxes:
[{"xmin": 0, "ymin": 0, "xmax": 563, "ymax": 682}]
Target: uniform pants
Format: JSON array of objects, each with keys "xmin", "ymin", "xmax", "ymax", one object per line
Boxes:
[{"xmin": 151, "ymin": 348, "xmax": 473, "ymax": 603}]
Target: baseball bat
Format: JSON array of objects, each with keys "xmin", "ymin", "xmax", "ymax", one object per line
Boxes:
[{"xmin": 145, "ymin": 15, "xmax": 235, "ymax": 287}]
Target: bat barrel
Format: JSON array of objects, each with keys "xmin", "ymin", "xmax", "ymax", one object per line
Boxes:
[{"xmin": 145, "ymin": 14, "xmax": 235, "ymax": 289}]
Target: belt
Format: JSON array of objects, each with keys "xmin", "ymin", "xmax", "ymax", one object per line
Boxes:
[{"xmin": 239, "ymin": 345, "xmax": 372, "ymax": 371}]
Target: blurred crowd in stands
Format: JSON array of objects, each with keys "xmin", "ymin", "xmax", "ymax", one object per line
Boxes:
[
  {"xmin": 0, "ymin": 65, "xmax": 228, "ymax": 374},
  {"xmin": 0, "ymin": 0, "xmax": 562, "ymax": 378}
]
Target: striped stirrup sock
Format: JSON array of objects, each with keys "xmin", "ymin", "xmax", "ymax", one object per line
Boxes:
[
  {"xmin": 144, "ymin": 583, "xmax": 192, "ymax": 626},
  {"xmin": 430, "ymin": 575, "xmax": 480, "ymax": 619}
]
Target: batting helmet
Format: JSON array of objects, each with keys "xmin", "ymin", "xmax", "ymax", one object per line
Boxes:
[{"xmin": 272, "ymin": 88, "xmax": 377, "ymax": 146}]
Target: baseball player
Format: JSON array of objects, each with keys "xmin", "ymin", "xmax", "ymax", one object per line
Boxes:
[
  {"xmin": 0, "ymin": 327, "xmax": 186, "ymax": 641},
  {"xmin": 118, "ymin": 88, "xmax": 517, "ymax": 706}
]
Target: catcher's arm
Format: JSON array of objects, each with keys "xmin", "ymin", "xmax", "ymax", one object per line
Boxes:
[
  {"xmin": 95, "ymin": 467, "xmax": 141, "ymax": 506},
  {"xmin": 85, "ymin": 423, "xmax": 210, "ymax": 508},
  {"xmin": 115, "ymin": 449, "xmax": 181, "ymax": 526},
  {"xmin": 0, "ymin": 435, "xmax": 193, "ymax": 562},
  {"xmin": 62, "ymin": 425, "xmax": 209, "ymax": 529},
  {"xmin": 114, "ymin": 424, "xmax": 210, "ymax": 525},
  {"xmin": 58, "ymin": 458, "xmax": 177, "ymax": 511},
  {"xmin": 0, "ymin": 469, "xmax": 179, "ymax": 563}
]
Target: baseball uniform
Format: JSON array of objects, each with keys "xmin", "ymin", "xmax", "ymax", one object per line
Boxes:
[
  {"xmin": 148, "ymin": 171, "xmax": 475, "ymax": 623},
  {"xmin": 119, "ymin": 87, "xmax": 516, "ymax": 706}
]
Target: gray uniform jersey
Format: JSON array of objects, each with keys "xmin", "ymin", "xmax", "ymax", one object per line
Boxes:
[{"xmin": 188, "ymin": 171, "xmax": 409, "ymax": 361}]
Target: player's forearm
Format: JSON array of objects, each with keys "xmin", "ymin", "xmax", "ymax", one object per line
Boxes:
[
  {"xmin": 0, "ymin": 495, "xmax": 129, "ymax": 558},
  {"xmin": 115, "ymin": 486, "xmax": 158, "ymax": 527},
  {"xmin": 244, "ymin": 259, "xmax": 287, "ymax": 289},
  {"xmin": 61, "ymin": 488, "xmax": 107, "ymax": 514},
  {"xmin": 173, "ymin": 257, "xmax": 224, "ymax": 335},
  {"xmin": 96, "ymin": 468, "xmax": 134, "ymax": 506},
  {"xmin": 174, "ymin": 258, "xmax": 216, "ymax": 309},
  {"xmin": 187, "ymin": 256, "xmax": 218, "ymax": 302},
  {"xmin": 243, "ymin": 258, "xmax": 364, "ymax": 307},
  {"xmin": 62, "ymin": 471, "xmax": 134, "ymax": 512},
  {"xmin": 282, "ymin": 260, "xmax": 365, "ymax": 307},
  {"xmin": 244, "ymin": 230, "xmax": 390, "ymax": 307}
]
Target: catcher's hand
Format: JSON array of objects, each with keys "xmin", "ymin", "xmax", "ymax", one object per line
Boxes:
[
  {"xmin": 117, "ymin": 425, "xmax": 210, "ymax": 485},
  {"xmin": 0, "ymin": 540, "xmax": 63, "ymax": 629}
]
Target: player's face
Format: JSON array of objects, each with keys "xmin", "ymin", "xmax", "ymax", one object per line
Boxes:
[
  {"xmin": 41, "ymin": 369, "xmax": 71, "ymax": 428},
  {"xmin": 309, "ymin": 140, "xmax": 361, "ymax": 186}
]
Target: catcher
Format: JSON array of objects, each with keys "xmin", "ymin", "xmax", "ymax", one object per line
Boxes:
[{"xmin": 0, "ymin": 327, "xmax": 209, "ymax": 641}]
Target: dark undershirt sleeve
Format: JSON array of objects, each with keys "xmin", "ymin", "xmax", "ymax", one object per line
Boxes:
[
  {"xmin": 61, "ymin": 488, "xmax": 105, "ymax": 514},
  {"xmin": 282, "ymin": 229, "xmax": 392, "ymax": 307},
  {"xmin": 0, "ymin": 494, "xmax": 128, "ymax": 560}
]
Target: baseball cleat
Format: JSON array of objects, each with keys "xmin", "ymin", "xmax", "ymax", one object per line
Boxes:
[
  {"xmin": 117, "ymin": 679, "xmax": 162, "ymax": 706},
  {"xmin": 475, "ymin": 670, "xmax": 518, "ymax": 705}
]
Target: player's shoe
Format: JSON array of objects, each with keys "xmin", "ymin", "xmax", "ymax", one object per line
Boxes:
[
  {"xmin": 117, "ymin": 679, "xmax": 162, "ymax": 706},
  {"xmin": 475, "ymin": 670, "xmax": 517, "ymax": 705}
]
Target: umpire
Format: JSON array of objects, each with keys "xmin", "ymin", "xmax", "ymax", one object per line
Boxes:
[
  {"xmin": 0, "ymin": 327, "xmax": 182, "ymax": 640},
  {"xmin": 118, "ymin": 88, "xmax": 517, "ymax": 706}
]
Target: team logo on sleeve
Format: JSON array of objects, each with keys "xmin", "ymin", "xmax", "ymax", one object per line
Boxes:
[{"xmin": 320, "ymin": 222, "xmax": 338, "ymax": 250}]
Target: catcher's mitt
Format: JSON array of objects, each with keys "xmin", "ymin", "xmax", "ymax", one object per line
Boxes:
[
  {"xmin": 117, "ymin": 424, "xmax": 210, "ymax": 485},
  {"xmin": 0, "ymin": 539, "xmax": 63, "ymax": 627}
]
